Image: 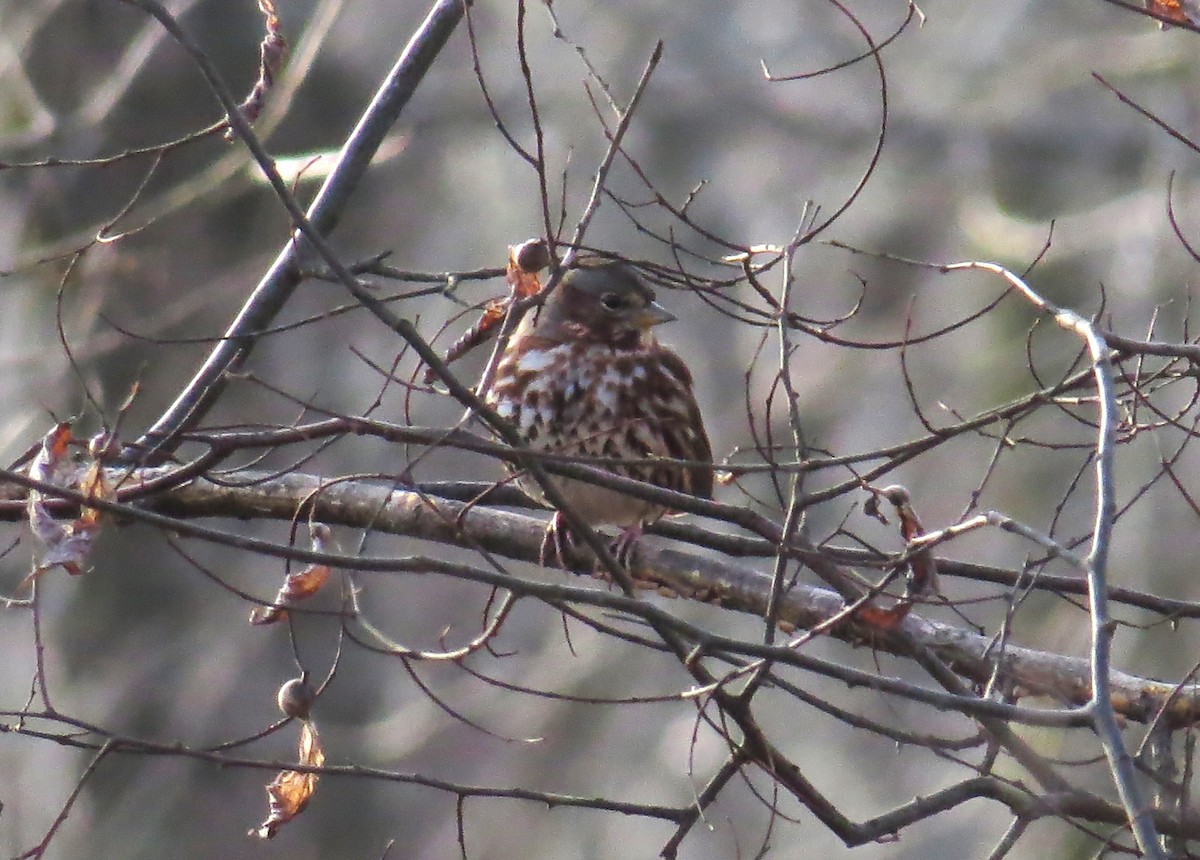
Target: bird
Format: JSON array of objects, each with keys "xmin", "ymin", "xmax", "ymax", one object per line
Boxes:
[{"xmin": 483, "ymin": 256, "xmax": 713, "ymax": 567}]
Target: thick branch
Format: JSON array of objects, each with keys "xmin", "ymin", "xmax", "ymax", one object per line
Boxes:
[{"xmin": 12, "ymin": 466, "xmax": 1195, "ymax": 725}]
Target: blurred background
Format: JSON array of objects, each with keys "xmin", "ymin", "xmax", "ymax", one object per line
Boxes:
[{"xmin": 3, "ymin": 0, "xmax": 1200, "ymax": 857}]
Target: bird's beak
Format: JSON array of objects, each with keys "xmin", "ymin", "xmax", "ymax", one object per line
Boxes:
[{"xmin": 635, "ymin": 300, "xmax": 676, "ymax": 329}]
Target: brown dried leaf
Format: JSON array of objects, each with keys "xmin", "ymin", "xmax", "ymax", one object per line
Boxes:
[
  {"xmin": 867, "ymin": 484, "xmax": 939, "ymax": 598},
  {"xmin": 1145, "ymin": 0, "xmax": 1200, "ymax": 25},
  {"xmin": 77, "ymin": 459, "xmax": 112, "ymax": 528},
  {"xmin": 250, "ymin": 525, "xmax": 333, "ymax": 624},
  {"xmin": 24, "ymin": 423, "xmax": 109, "ymax": 582},
  {"xmin": 424, "ymin": 298, "xmax": 508, "ymax": 383},
  {"xmin": 893, "ymin": 501, "xmax": 923, "ymax": 542},
  {"xmin": 853, "ymin": 602, "xmax": 912, "ymax": 630},
  {"xmin": 422, "ymin": 239, "xmax": 550, "ymax": 383},
  {"xmin": 226, "ymin": 0, "xmax": 288, "ymax": 140},
  {"xmin": 298, "ymin": 718, "xmax": 322, "ymax": 766},
  {"xmin": 892, "ymin": 501, "xmax": 938, "ymax": 598},
  {"xmin": 862, "ymin": 491, "xmax": 887, "ymax": 525},
  {"xmin": 251, "ymin": 721, "xmax": 324, "ymax": 839},
  {"xmin": 29, "ymin": 422, "xmax": 74, "ymax": 485},
  {"xmin": 905, "ymin": 552, "xmax": 939, "ymax": 598},
  {"xmin": 24, "ymin": 514, "xmax": 102, "ymax": 581}
]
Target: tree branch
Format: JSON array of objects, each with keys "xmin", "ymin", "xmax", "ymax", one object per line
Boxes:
[{"xmin": 133, "ymin": 0, "xmax": 469, "ymax": 454}]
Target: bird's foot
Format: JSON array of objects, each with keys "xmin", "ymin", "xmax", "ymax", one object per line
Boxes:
[
  {"xmin": 539, "ymin": 516, "xmax": 646, "ymax": 583},
  {"xmin": 538, "ymin": 512, "xmax": 575, "ymax": 570},
  {"xmin": 610, "ymin": 522, "xmax": 644, "ymax": 570}
]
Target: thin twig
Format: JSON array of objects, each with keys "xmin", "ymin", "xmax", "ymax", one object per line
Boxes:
[{"xmin": 941, "ymin": 259, "xmax": 1164, "ymax": 859}]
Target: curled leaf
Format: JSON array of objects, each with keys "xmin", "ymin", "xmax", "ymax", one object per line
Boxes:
[
  {"xmin": 853, "ymin": 602, "xmax": 912, "ymax": 630},
  {"xmin": 865, "ymin": 483, "xmax": 939, "ymax": 598},
  {"xmin": 226, "ymin": 0, "xmax": 288, "ymax": 140},
  {"xmin": 250, "ymin": 524, "xmax": 333, "ymax": 624},
  {"xmin": 1145, "ymin": 0, "xmax": 1200, "ymax": 26},
  {"xmin": 424, "ymin": 298, "xmax": 509, "ymax": 384},
  {"xmin": 251, "ymin": 721, "xmax": 324, "ymax": 839},
  {"xmin": 24, "ymin": 423, "xmax": 110, "ymax": 582},
  {"xmin": 422, "ymin": 239, "xmax": 550, "ymax": 383},
  {"xmin": 29, "ymin": 422, "xmax": 74, "ymax": 485}
]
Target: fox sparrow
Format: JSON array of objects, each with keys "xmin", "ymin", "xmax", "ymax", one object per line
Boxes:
[{"xmin": 484, "ymin": 257, "xmax": 713, "ymax": 562}]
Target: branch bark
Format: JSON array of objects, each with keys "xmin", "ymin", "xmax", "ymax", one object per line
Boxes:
[{"xmin": 8, "ymin": 466, "xmax": 1196, "ymax": 726}]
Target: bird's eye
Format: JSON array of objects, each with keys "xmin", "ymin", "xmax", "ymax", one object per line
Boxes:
[{"xmin": 600, "ymin": 292, "xmax": 625, "ymax": 311}]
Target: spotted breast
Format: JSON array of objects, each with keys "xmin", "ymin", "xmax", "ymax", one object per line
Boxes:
[{"xmin": 484, "ymin": 258, "xmax": 712, "ymax": 530}]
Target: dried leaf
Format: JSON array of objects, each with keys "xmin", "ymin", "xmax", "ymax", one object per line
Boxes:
[
  {"xmin": 1145, "ymin": 0, "xmax": 1200, "ymax": 26},
  {"xmin": 29, "ymin": 422, "xmax": 74, "ymax": 485},
  {"xmin": 862, "ymin": 491, "xmax": 887, "ymax": 525},
  {"xmin": 226, "ymin": 0, "xmax": 288, "ymax": 140},
  {"xmin": 853, "ymin": 602, "xmax": 912, "ymax": 630},
  {"xmin": 867, "ymin": 484, "xmax": 939, "ymax": 598},
  {"xmin": 905, "ymin": 553, "xmax": 938, "ymax": 599},
  {"xmin": 250, "ymin": 525, "xmax": 333, "ymax": 624},
  {"xmin": 251, "ymin": 721, "xmax": 324, "ymax": 839},
  {"xmin": 24, "ymin": 423, "xmax": 109, "ymax": 582},
  {"xmin": 27, "ymin": 518, "xmax": 102, "ymax": 579},
  {"xmin": 77, "ymin": 459, "xmax": 112, "ymax": 528},
  {"xmin": 422, "ymin": 239, "xmax": 550, "ymax": 383},
  {"xmin": 424, "ymin": 298, "xmax": 509, "ymax": 384}
]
